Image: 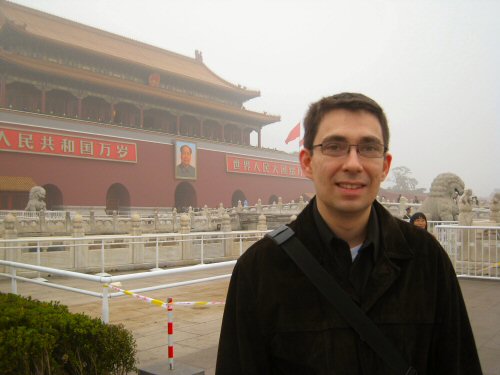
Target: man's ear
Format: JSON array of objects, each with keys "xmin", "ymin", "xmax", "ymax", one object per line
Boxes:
[
  {"xmin": 300, "ymin": 148, "xmax": 313, "ymax": 180},
  {"xmin": 381, "ymin": 152, "xmax": 392, "ymax": 181}
]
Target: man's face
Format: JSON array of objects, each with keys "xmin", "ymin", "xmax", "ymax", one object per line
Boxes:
[
  {"xmin": 180, "ymin": 146, "xmax": 192, "ymax": 166},
  {"xmin": 300, "ymin": 109, "xmax": 392, "ymax": 221}
]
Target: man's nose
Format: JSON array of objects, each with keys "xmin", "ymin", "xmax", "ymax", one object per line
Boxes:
[{"xmin": 342, "ymin": 146, "xmax": 363, "ymax": 171}]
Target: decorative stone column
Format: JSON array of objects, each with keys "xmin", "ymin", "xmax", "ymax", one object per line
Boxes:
[
  {"xmin": 458, "ymin": 189, "xmax": 475, "ymax": 261},
  {"xmin": 256, "ymin": 199, "xmax": 262, "ymax": 214},
  {"xmin": 2, "ymin": 214, "xmax": 18, "ymax": 273},
  {"xmin": 490, "ymin": 193, "xmax": 500, "ymax": 224},
  {"xmin": 399, "ymin": 196, "xmax": 408, "ymax": 218},
  {"xmin": 221, "ymin": 213, "xmax": 233, "ymax": 257},
  {"xmin": 298, "ymin": 196, "xmax": 306, "ymax": 212},
  {"xmin": 257, "ymin": 214, "xmax": 267, "ymax": 231},
  {"xmin": 172, "ymin": 208, "xmax": 178, "ymax": 232},
  {"xmin": 72, "ymin": 213, "xmax": 87, "ymax": 270},
  {"xmin": 39, "ymin": 209, "xmax": 47, "ymax": 233},
  {"xmin": 130, "ymin": 213, "xmax": 144, "ymax": 265},
  {"xmin": 277, "ymin": 197, "xmax": 283, "ymax": 213},
  {"xmin": 180, "ymin": 214, "xmax": 192, "ymax": 260}
]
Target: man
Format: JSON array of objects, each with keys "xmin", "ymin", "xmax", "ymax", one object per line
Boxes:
[
  {"xmin": 216, "ymin": 93, "xmax": 482, "ymax": 374},
  {"xmin": 176, "ymin": 144, "xmax": 196, "ymax": 178},
  {"xmin": 403, "ymin": 206, "xmax": 412, "ymax": 220}
]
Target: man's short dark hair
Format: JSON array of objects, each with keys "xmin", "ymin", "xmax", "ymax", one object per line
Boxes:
[{"xmin": 303, "ymin": 92, "xmax": 390, "ymax": 152}]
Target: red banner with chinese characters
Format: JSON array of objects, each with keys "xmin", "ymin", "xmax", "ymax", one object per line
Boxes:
[
  {"xmin": 0, "ymin": 126, "xmax": 137, "ymax": 163},
  {"xmin": 226, "ymin": 154, "xmax": 306, "ymax": 179}
]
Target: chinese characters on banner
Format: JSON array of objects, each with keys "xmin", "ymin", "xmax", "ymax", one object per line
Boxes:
[
  {"xmin": 226, "ymin": 154, "xmax": 305, "ymax": 179},
  {"xmin": 0, "ymin": 127, "xmax": 137, "ymax": 163}
]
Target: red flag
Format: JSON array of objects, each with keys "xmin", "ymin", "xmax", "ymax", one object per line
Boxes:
[{"xmin": 285, "ymin": 123, "xmax": 300, "ymax": 144}]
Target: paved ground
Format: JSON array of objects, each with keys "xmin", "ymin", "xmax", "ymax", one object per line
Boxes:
[{"xmin": 1, "ymin": 267, "xmax": 499, "ymax": 375}]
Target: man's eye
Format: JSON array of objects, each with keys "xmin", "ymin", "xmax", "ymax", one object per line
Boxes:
[
  {"xmin": 324, "ymin": 142, "xmax": 343, "ymax": 151},
  {"xmin": 360, "ymin": 144, "xmax": 378, "ymax": 152}
]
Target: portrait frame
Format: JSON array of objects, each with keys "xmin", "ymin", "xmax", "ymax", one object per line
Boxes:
[{"xmin": 175, "ymin": 141, "xmax": 197, "ymax": 180}]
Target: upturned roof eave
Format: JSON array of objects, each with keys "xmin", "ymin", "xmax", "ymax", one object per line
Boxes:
[{"xmin": 1, "ymin": 50, "xmax": 279, "ymax": 127}]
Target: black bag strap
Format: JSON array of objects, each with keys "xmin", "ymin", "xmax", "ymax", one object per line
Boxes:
[{"xmin": 266, "ymin": 225, "xmax": 417, "ymax": 375}]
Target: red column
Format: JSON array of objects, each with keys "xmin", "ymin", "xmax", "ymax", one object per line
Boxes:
[
  {"xmin": 41, "ymin": 89, "xmax": 46, "ymax": 113},
  {"xmin": 140, "ymin": 107, "xmax": 144, "ymax": 128},
  {"xmin": 0, "ymin": 77, "xmax": 5, "ymax": 108},
  {"xmin": 77, "ymin": 97, "xmax": 82, "ymax": 119},
  {"xmin": 110, "ymin": 103, "xmax": 115, "ymax": 123},
  {"xmin": 176, "ymin": 115, "xmax": 180, "ymax": 135},
  {"xmin": 258, "ymin": 129, "xmax": 262, "ymax": 148}
]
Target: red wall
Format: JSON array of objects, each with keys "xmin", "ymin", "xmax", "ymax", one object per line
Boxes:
[{"xmin": 0, "ymin": 123, "xmax": 314, "ymax": 208}]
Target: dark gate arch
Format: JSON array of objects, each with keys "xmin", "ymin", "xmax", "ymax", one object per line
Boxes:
[
  {"xmin": 268, "ymin": 194, "xmax": 279, "ymax": 205},
  {"xmin": 106, "ymin": 183, "xmax": 130, "ymax": 214},
  {"xmin": 43, "ymin": 184, "xmax": 63, "ymax": 210},
  {"xmin": 231, "ymin": 190, "xmax": 246, "ymax": 208},
  {"xmin": 175, "ymin": 182, "xmax": 197, "ymax": 212}
]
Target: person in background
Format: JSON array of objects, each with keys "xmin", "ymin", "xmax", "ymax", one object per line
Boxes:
[
  {"xmin": 216, "ymin": 92, "xmax": 481, "ymax": 374},
  {"xmin": 410, "ymin": 212, "xmax": 428, "ymax": 230},
  {"xmin": 403, "ymin": 206, "xmax": 412, "ymax": 220}
]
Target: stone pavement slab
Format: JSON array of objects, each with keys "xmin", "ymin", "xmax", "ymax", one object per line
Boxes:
[{"xmin": 1, "ymin": 267, "xmax": 499, "ymax": 375}]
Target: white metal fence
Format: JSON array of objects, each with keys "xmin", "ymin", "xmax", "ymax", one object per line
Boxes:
[
  {"xmin": 436, "ymin": 225, "xmax": 500, "ymax": 280},
  {"xmin": 1, "ymin": 225, "xmax": 499, "ymax": 325}
]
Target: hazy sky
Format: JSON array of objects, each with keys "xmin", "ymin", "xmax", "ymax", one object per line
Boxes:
[{"xmin": 11, "ymin": 0, "xmax": 500, "ymax": 197}]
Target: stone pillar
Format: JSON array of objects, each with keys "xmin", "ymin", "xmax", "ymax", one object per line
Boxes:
[
  {"xmin": 237, "ymin": 200, "xmax": 242, "ymax": 213},
  {"xmin": 256, "ymin": 199, "xmax": 262, "ymax": 213},
  {"xmin": 298, "ymin": 196, "xmax": 306, "ymax": 211},
  {"xmin": 257, "ymin": 214, "xmax": 267, "ymax": 231},
  {"xmin": 89, "ymin": 210, "xmax": 96, "ymax": 234},
  {"xmin": 203, "ymin": 205, "xmax": 211, "ymax": 230},
  {"xmin": 180, "ymin": 214, "xmax": 192, "ymax": 260},
  {"xmin": 490, "ymin": 193, "xmax": 500, "ymax": 224},
  {"xmin": 72, "ymin": 213, "xmax": 87, "ymax": 270},
  {"xmin": 154, "ymin": 209, "xmax": 160, "ymax": 232},
  {"xmin": 39, "ymin": 210, "xmax": 47, "ymax": 233},
  {"xmin": 112, "ymin": 210, "xmax": 118, "ymax": 232},
  {"xmin": 2, "ymin": 214, "xmax": 18, "ymax": 272},
  {"xmin": 65, "ymin": 211, "xmax": 72, "ymax": 234},
  {"xmin": 172, "ymin": 208, "xmax": 177, "ymax": 232},
  {"xmin": 130, "ymin": 213, "xmax": 144, "ymax": 265},
  {"xmin": 278, "ymin": 197, "xmax": 283, "ymax": 213},
  {"xmin": 399, "ymin": 196, "xmax": 408, "ymax": 218},
  {"xmin": 221, "ymin": 213, "xmax": 233, "ymax": 257}
]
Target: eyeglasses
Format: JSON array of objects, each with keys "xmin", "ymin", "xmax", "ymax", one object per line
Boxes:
[{"xmin": 312, "ymin": 140, "xmax": 387, "ymax": 158}]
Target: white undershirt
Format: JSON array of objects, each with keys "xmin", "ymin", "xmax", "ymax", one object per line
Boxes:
[{"xmin": 350, "ymin": 244, "xmax": 363, "ymax": 261}]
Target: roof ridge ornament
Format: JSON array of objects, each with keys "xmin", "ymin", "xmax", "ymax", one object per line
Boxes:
[{"xmin": 194, "ymin": 49, "xmax": 203, "ymax": 63}]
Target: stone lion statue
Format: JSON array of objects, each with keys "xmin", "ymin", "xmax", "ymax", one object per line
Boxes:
[
  {"xmin": 420, "ymin": 173, "xmax": 465, "ymax": 221},
  {"xmin": 25, "ymin": 186, "xmax": 47, "ymax": 211}
]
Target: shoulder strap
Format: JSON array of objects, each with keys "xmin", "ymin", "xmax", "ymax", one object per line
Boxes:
[{"xmin": 266, "ymin": 225, "xmax": 417, "ymax": 375}]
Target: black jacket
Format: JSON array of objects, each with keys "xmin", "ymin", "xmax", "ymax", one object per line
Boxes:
[{"xmin": 216, "ymin": 199, "xmax": 482, "ymax": 374}]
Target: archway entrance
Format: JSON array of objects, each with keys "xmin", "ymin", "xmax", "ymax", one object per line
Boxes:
[
  {"xmin": 105, "ymin": 183, "xmax": 130, "ymax": 214},
  {"xmin": 43, "ymin": 184, "xmax": 63, "ymax": 210},
  {"xmin": 268, "ymin": 194, "xmax": 279, "ymax": 205},
  {"xmin": 231, "ymin": 190, "xmax": 246, "ymax": 208},
  {"xmin": 174, "ymin": 182, "xmax": 197, "ymax": 212}
]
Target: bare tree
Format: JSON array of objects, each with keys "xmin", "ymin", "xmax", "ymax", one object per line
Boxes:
[{"xmin": 389, "ymin": 166, "xmax": 419, "ymax": 191}]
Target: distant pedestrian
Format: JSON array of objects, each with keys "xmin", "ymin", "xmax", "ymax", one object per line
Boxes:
[
  {"xmin": 403, "ymin": 206, "xmax": 412, "ymax": 220},
  {"xmin": 410, "ymin": 212, "xmax": 428, "ymax": 230}
]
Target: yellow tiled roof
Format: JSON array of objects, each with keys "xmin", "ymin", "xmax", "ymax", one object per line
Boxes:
[
  {"xmin": 0, "ymin": 176, "xmax": 36, "ymax": 191},
  {"xmin": 0, "ymin": 1, "xmax": 258, "ymax": 96}
]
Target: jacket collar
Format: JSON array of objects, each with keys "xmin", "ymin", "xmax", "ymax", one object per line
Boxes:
[{"xmin": 293, "ymin": 198, "xmax": 415, "ymax": 312}]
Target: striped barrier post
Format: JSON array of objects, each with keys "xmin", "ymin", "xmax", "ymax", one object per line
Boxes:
[
  {"xmin": 105, "ymin": 284, "xmax": 225, "ymax": 371},
  {"xmin": 167, "ymin": 297, "xmax": 174, "ymax": 371}
]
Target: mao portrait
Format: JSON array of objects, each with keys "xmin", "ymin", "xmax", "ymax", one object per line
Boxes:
[{"xmin": 175, "ymin": 141, "xmax": 197, "ymax": 179}]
